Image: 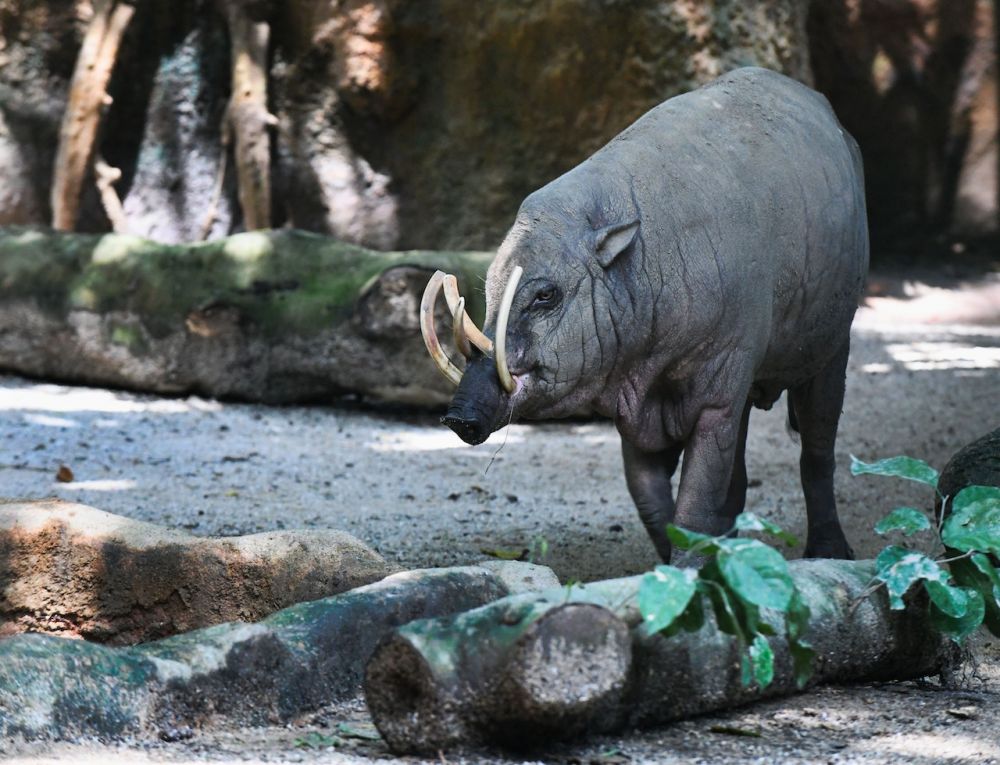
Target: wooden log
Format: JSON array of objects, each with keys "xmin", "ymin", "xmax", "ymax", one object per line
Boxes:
[
  {"xmin": 0, "ymin": 227, "xmax": 490, "ymax": 405},
  {"xmin": 364, "ymin": 559, "xmax": 960, "ymax": 754},
  {"xmin": 220, "ymin": 0, "xmax": 276, "ymax": 231},
  {"xmin": 50, "ymin": 0, "xmax": 135, "ymax": 231},
  {"xmin": 365, "ymin": 601, "xmax": 632, "ymax": 752}
]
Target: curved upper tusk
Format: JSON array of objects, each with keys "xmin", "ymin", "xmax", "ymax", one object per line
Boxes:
[
  {"xmin": 420, "ymin": 270, "xmax": 463, "ymax": 386},
  {"xmin": 452, "ymin": 297, "xmax": 472, "ymax": 358},
  {"xmin": 442, "ymin": 274, "xmax": 493, "ymax": 354},
  {"xmin": 494, "ymin": 265, "xmax": 523, "ymax": 395}
]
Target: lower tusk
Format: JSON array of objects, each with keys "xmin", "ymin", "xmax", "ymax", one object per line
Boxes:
[
  {"xmin": 420, "ymin": 271, "xmax": 463, "ymax": 386},
  {"xmin": 494, "ymin": 265, "xmax": 523, "ymax": 395},
  {"xmin": 442, "ymin": 275, "xmax": 493, "ymax": 354},
  {"xmin": 452, "ymin": 297, "xmax": 472, "ymax": 358}
]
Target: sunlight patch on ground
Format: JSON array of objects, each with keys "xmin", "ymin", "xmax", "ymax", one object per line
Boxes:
[
  {"xmin": 0, "ymin": 383, "xmax": 221, "ymax": 415},
  {"xmin": 853, "ymin": 731, "xmax": 1000, "ymax": 760},
  {"xmin": 886, "ymin": 341, "xmax": 1000, "ymax": 371},
  {"xmin": 861, "ymin": 362, "xmax": 893, "ymax": 374},
  {"xmin": 53, "ymin": 479, "xmax": 137, "ymax": 492},
  {"xmin": 365, "ymin": 426, "xmax": 527, "ymax": 453},
  {"xmin": 24, "ymin": 413, "xmax": 78, "ymax": 428}
]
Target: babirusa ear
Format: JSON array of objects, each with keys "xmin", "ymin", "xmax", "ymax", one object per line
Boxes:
[{"xmin": 594, "ymin": 218, "xmax": 640, "ymax": 268}]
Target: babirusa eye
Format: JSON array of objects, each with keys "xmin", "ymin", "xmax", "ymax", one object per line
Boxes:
[{"xmin": 532, "ymin": 285, "xmax": 560, "ymax": 309}]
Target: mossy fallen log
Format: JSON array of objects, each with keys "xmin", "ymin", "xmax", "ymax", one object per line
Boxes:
[
  {"xmin": 364, "ymin": 559, "xmax": 960, "ymax": 754},
  {"xmin": 0, "ymin": 227, "xmax": 491, "ymax": 404},
  {"xmin": 0, "ymin": 562, "xmax": 554, "ymax": 740}
]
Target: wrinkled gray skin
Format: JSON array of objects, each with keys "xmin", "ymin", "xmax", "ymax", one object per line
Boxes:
[{"xmin": 444, "ymin": 68, "xmax": 869, "ymax": 562}]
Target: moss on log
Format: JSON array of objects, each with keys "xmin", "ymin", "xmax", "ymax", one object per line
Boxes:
[
  {"xmin": 364, "ymin": 559, "xmax": 960, "ymax": 754},
  {"xmin": 0, "ymin": 227, "xmax": 491, "ymax": 404}
]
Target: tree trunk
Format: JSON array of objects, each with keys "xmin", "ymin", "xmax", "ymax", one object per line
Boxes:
[
  {"xmin": 220, "ymin": 1, "xmax": 275, "ymax": 231},
  {"xmin": 364, "ymin": 559, "xmax": 960, "ymax": 754},
  {"xmin": 50, "ymin": 0, "xmax": 135, "ymax": 231},
  {"xmin": 0, "ymin": 227, "xmax": 491, "ymax": 405}
]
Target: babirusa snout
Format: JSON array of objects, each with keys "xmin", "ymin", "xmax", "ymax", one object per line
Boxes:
[{"xmin": 494, "ymin": 265, "xmax": 523, "ymax": 395}]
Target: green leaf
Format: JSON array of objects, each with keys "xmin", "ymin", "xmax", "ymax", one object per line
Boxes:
[
  {"xmin": 928, "ymin": 588, "xmax": 985, "ymax": 643},
  {"xmin": 666, "ymin": 525, "xmax": 719, "ymax": 553},
  {"xmin": 659, "ymin": 591, "xmax": 707, "ymax": 638},
  {"xmin": 924, "ymin": 580, "xmax": 970, "ymax": 619},
  {"xmin": 335, "ymin": 723, "xmax": 382, "ymax": 741},
  {"xmin": 748, "ymin": 634, "xmax": 775, "ymax": 688},
  {"xmin": 733, "ymin": 512, "xmax": 799, "ymax": 547},
  {"xmin": 874, "ymin": 545, "xmax": 948, "ymax": 609},
  {"xmin": 294, "ymin": 732, "xmax": 341, "ymax": 749},
  {"xmin": 790, "ymin": 640, "xmax": 815, "ymax": 689},
  {"xmin": 479, "ymin": 547, "xmax": 527, "ymax": 561},
  {"xmin": 731, "ymin": 595, "xmax": 775, "ymax": 637},
  {"xmin": 950, "ymin": 554, "xmax": 1000, "ymax": 636},
  {"xmin": 874, "ymin": 507, "xmax": 932, "ymax": 536},
  {"xmin": 953, "ymin": 485, "xmax": 1000, "ymax": 511},
  {"xmin": 850, "ymin": 455, "xmax": 939, "ymax": 488},
  {"xmin": 698, "ymin": 565, "xmax": 747, "ymax": 642},
  {"xmin": 971, "ymin": 553, "xmax": 1000, "ymax": 604},
  {"xmin": 717, "ymin": 539, "xmax": 795, "ymax": 612},
  {"xmin": 786, "ymin": 589, "xmax": 812, "ymax": 642},
  {"xmin": 941, "ymin": 486, "xmax": 1000, "ymax": 556},
  {"xmin": 785, "ymin": 589, "xmax": 815, "ymax": 688},
  {"xmin": 638, "ymin": 565, "xmax": 699, "ymax": 634}
]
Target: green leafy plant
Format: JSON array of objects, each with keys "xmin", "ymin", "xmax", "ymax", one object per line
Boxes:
[
  {"xmin": 851, "ymin": 454, "xmax": 1000, "ymax": 641},
  {"xmin": 293, "ymin": 732, "xmax": 341, "ymax": 749},
  {"xmin": 636, "ymin": 512, "xmax": 813, "ymax": 691},
  {"xmin": 635, "ymin": 454, "xmax": 1000, "ymax": 693}
]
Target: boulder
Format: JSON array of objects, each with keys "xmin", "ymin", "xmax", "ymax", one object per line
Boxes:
[
  {"xmin": 0, "ymin": 499, "xmax": 392, "ymax": 644},
  {"xmin": 938, "ymin": 427, "xmax": 1000, "ymax": 501}
]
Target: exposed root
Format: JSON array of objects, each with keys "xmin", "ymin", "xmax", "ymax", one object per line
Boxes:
[{"xmin": 50, "ymin": 0, "xmax": 136, "ymax": 231}]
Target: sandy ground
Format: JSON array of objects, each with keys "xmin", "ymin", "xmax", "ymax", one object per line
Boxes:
[{"xmin": 2, "ymin": 271, "xmax": 1000, "ymax": 763}]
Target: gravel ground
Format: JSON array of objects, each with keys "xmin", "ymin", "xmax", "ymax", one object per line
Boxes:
[{"xmin": 2, "ymin": 272, "xmax": 1000, "ymax": 763}]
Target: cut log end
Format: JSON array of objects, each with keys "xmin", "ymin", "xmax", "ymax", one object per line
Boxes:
[
  {"xmin": 365, "ymin": 603, "xmax": 632, "ymax": 754},
  {"xmin": 487, "ymin": 603, "xmax": 632, "ymax": 744},
  {"xmin": 364, "ymin": 632, "xmax": 468, "ymax": 754}
]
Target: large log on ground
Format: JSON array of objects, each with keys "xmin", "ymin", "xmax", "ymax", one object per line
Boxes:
[
  {"xmin": 0, "ymin": 561, "xmax": 556, "ymax": 739},
  {"xmin": 0, "ymin": 227, "xmax": 490, "ymax": 404},
  {"xmin": 364, "ymin": 559, "xmax": 960, "ymax": 753}
]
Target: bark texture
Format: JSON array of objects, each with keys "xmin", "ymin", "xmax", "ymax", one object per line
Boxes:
[
  {"xmin": 364, "ymin": 560, "xmax": 960, "ymax": 754},
  {"xmin": 50, "ymin": 0, "xmax": 135, "ymax": 231},
  {"xmin": 0, "ymin": 228, "xmax": 490, "ymax": 405},
  {"xmin": 0, "ymin": 563, "xmax": 534, "ymax": 739},
  {"xmin": 220, "ymin": 0, "xmax": 275, "ymax": 230},
  {"xmin": 809, "ymin": 0, "xmax": 998, "ymax": 243},
  {"xmin": 5, "ymin": 1, "xmax": 994, "ymax": 248}
]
